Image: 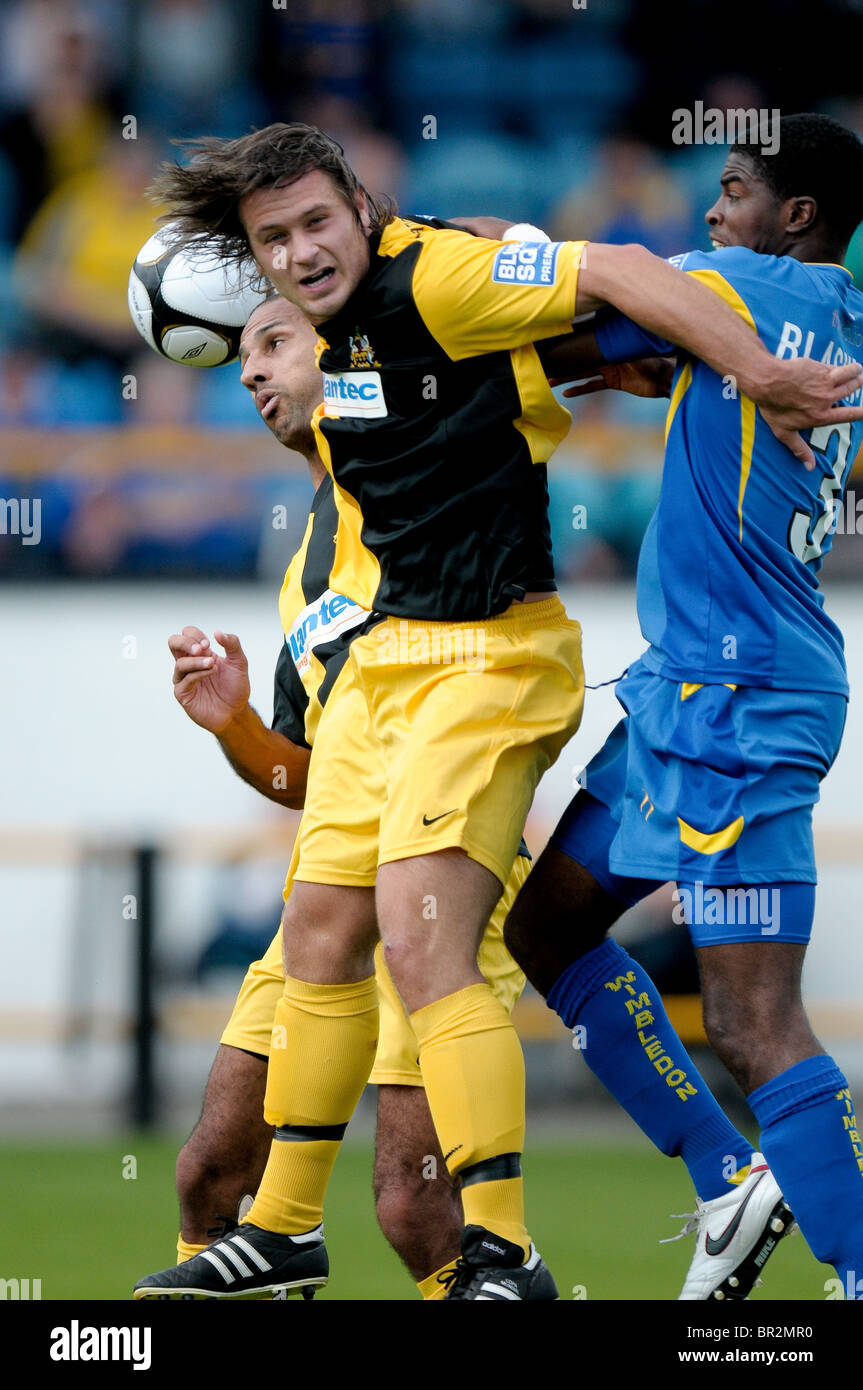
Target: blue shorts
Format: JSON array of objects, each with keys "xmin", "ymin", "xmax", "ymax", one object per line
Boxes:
[{"xmin": 551, "ymin": 658, "xmax": 847, "ymax": 946}]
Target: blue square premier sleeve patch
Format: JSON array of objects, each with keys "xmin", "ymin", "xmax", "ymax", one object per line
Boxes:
[{"xmin": 491, "ymin": 241, "xmax": 562, "ymax": 286}]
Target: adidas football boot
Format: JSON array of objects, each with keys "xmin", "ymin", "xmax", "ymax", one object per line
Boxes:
[
  {"xmin": 134, "ymin": 1222, "xmax": 328, "ymax": 1300},
  {"xmin": 440, "ymin": 1225, "xmax": 559, "ymax": 1301}
]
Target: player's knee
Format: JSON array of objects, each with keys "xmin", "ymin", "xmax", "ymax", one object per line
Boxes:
[
  {"xmin": 379, "ymin": 933, "xmax": 413, "ymax": 989},
  {"xmin": 701, "ymin": 1005, "xmax": 744, "ymax": 1072},
  {"xmin": 705, "ymin": 986, "xmax": 815, "ymax": 1089},
  {"xmin": 504, "ymin": 857, "xmax": 613, "ymax": 994},
  {"xmin": 281, "ymin": 889, "xmax": 377, "ymax": 976},
  {"xmin": 701, "ymin": 992, "xmax": 778, "ymax": 1089},
  {"xmin": 380, "ymin": 943, "xmax": 422, "ymax": 1008},
  {"xmin": 382, "ymin": 932, "xmax": 465, "ymax": 999},
  {"xmin": 703, "ymin": 972, "xmax": 798, "ymax": 1043},
  {"xmin": 503, "ymin": 867, "xmax": 571, "ymax": 968}
]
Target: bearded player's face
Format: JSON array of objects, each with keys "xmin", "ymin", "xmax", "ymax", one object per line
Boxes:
[
  {"xmin": 238, "ymin": 298, "xmax": 321, "ymax": 450},
  {"xmin": 241, "ymin": 170, "xmax": 372, "ymax": 325}
]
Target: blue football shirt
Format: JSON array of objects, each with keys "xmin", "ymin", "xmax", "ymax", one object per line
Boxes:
[{"xmin": 594, "ymin": 247, "xmax": 863, "ymax": 694}]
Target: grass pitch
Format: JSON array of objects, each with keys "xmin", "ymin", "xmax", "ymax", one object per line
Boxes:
[{"xmin": 0, "ymin": 1136, "xmax": 825, "ymax": 1301}]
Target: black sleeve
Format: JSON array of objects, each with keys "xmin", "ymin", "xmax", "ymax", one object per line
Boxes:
[{"xmin": 272, "ymin": 643, "xmax": 310, "ymax": 749}]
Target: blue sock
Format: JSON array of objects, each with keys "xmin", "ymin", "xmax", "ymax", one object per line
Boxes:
[
  {"xmin": 749, "ymin": 1056, "xmax": 863, "ymax": 1299},
  {"xmin": 547, "ymin": 939, "xmax": 752, "ymax": 1200}
]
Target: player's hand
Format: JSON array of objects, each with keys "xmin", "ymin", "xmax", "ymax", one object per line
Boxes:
[
  {"xmin": 758, "ymin": 359, "xmax": 863, "ymax": 470},
  {"xmin": 549, "ymin": 357, "xmax": 675, "ymax": 400},
  {"xmin": 168, "ymin": 626, "xmax": 251, "ymax": 734}
]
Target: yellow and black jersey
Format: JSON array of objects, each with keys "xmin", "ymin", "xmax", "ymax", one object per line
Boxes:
[
  {"xmin": 272, "ymin": 474, "xmax": 382, "ymax": 748},
  {"xmin": 312, "ymin": 217, "xmax": 587, "ymax": 620}
]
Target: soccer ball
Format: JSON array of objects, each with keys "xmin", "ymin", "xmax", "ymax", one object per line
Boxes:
[{"xmin": 128, "ymin": 224, "xmax": 270, "ymax": 367}]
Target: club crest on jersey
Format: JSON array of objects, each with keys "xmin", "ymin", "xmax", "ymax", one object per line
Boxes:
[
  {"xmin": 491, "ymin": 241, "xmax": 561, "ymax": 287},
  {"xmin": 322, "ymin": 369, "xmax": 388, "ymax": 419},
  {"xmin": 349, "ymin": 328, "xmax": 380, "ymax": 368}
]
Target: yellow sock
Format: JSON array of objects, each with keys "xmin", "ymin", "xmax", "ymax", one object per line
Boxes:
[
  {"xmin": 417, "ymin": 1262, "xmax": 458, "ymax": 1300},
  {"xmin": 412, "ymin": 983, "xmax": 529, "ymax": 1257},
  {"xmin": 248, "ymin": 974, "xmax": 378, "ymax": 1235},
  {"xmin": 176, "ymin": 1236, "xmax": 206, "ymax": 1264},
  {"xmin": 461, "ymin": 1174, "xmax": 525, "ymax": 1244}
]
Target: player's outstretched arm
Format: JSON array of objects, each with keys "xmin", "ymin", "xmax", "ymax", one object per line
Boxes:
[
  {"xmin": 169, "ymin": 626, "xmax": 309, "ymax": 809},
  {"xmin": 536, "ymin": 325, "xmax": 675, "ymax": 398},
  {"xmin": 534, "ymin": 326, "xmax": 605, "ymax": 380},
  {"xmin": 574, "ymin": 243, "xmax": 863, "ymax": 464},
  {"xmin": 552, "ymin": 357, "xmax": 675, "ymax": 399}
]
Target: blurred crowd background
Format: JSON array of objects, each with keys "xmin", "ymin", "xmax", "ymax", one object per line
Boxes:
[
  {"xmin": 2, "ymin": 0, "xmax": 863, "ymax": 586},
  {"xmin": 3, "ymin": 0, "xmax": 863, "ymax": 1142}
]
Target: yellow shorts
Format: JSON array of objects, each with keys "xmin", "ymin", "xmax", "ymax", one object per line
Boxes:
[
  {"xmin": 349, "ymin": 595, "xmax": 584, "ymax": 886},
  {"xmin": 219, "ymin": 854, "xmax": 529, "ymax": 1085},
  {"xmin": 292, "ymin": 658, "xmax": 383, "ymax": 888}
]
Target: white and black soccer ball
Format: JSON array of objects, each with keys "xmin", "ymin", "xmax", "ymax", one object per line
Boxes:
[{"xmin": 128, "ymin": 224, "xmax": 269, "ymax": 367}]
